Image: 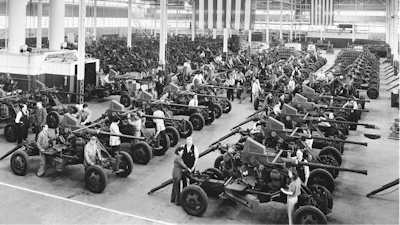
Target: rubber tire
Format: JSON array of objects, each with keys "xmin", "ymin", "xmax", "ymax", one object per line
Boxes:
[
  {"xmin": 10, "ymin": 150, "xmax": 30, "ymax": 176},
  {"xmin": 213, "ymin": 155, "xmax": 224, "ymax": 171},
  {"xmin": 308, "ymin": 184, "xmax": 334, "ymax": 214},
  {"xmin": 213, "ymin": 103, "xmax": 223, "ymax": 119},
  {"xmin": 120, "ymin": 93, "xmax": 132, "ymax": 108},
  {"xmin": 201, "ymin": 168, "xmax": 224, "ymax": 196},
  {"xmin": 254, "ymin": 97, "xmax": 259, "ymax": 110},
  {"xmin": 308, "ymin": 168, "xmax": 335, "ymax": 193},
  {"xmin": 159, "ymin": 133, "xmax": 171, "ymax": 154},
  {"xmin": 189, "ymin": 113, "xmax": 205, "ymax": 131},
  {"xmin": 222, "ymin": 99, "xmax": 232, "ymax": 113},
  {"xmin": 4, "ymin": 123, "xmax": 18, "ymax": 142},
  {"xmin": 205, "ymin": 111, "xmax": 215, "ymax": 125},
  {"xmin": 180, "ymin": 185, "xmax": 209, "ymax": 217},
  {"xmin": 293, "ymin": 205, "xmax": 327, "ymax": 224},
  {"xmin": 178, "ymin": 120, "xmax": 193, "ymax": 138},
  {"xmin": 367, "ymin": 87, "xmax": 379, "ymax": 99},
  {"xmin": 165, "ymin": 126, "xmax": 180, "ymax": 147},
  {"xmin": 317, "ymin": 154, "xmax": 340, "ymax": 178},
  {"xmin": 47, "ymin": 111, "xmax": 61, "ymax": 129},
  {"xmin": 319, "ymin": 146, "xmax": 342, "ymax": 166},
  {"xmin": 115, "ymin": 151, "xmax": 134, "ymax": 178},
  {"xmin": 131, "ymin": 141, "xmax": 153, "ymax": 165},
  {"xmin": 85, "ymin": 165, "xmax": 108, "ymax": 193}
]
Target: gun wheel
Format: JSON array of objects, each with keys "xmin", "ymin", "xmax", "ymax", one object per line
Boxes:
[
  {"xmin": 131, "ymin": 141, "xmax": 153, "ymax": 165},
  {"xmin": 180, "ymin": 185, "xmax": 208, "ymax": 217},
  {"xmin": 4, "ymin": 123, "xmax": 18, "ymax": 142},
  {"xmin": 115, "ymin": 151, "xmax": 134, "ymax": 178},
  {"xmin": 308, "ymin": 184, "xmax": 333, "ymax": 214},
  {"xmin": 293, "ymin": 205, "xmax": 327, "ymax": 224},
  {"xmin": 213, "ymin": 103, "xmax": 223, "ymax": 118},
  {"xmin": 11, "ymin": 150, "xmax": 30, "ymax": 176},
  {"xmin": 85, "ymin": 165, "xmax": 108, "ymax": 193},
  {"xmin": 308, "ymin": 168, "xmax": 335, "ymax": 193}
]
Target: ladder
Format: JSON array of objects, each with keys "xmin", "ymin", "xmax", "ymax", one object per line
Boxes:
[{"xmin": 133, "ymin": 20, "xmax": 151, "ymax": 38}]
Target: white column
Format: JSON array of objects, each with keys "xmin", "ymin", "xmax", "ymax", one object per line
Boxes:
[
  {"xmin": 77, "ymin": 0, "xmax": 86, "ymax": 104},
  {"xmin": 159, "ymin": 0, "xmax": 166, "ymax": 65},
  {"xmin": 279, "ymin": 0, "xmax": 283, "ymax": 40},
  {"xmin": 248, "ymin": 30, "xmax": 252, "ymax": 47},
  {"xmin": 386, "ymin": 1, "xmax": 390, "ymax": 45},
  {"xmin": 8, "ymin": 0, "xmax": 26, "ymax": 53},
  {"xmin": 93, "ymin": 0, "xmax": 97, "ymax": 40},
  {"xmin": 223, "ymin": 28, "xmax": 228, "ymax": 53},
  {"xmin": 320, "ymin": 26, "xmax": 323, "ymax": 41},
  {"xmin": 290, "ymin": 24, "xmax": 293, "ymax": 42},
  {"xmin": 49, "ymin": 0, "xmax": 65, "ymax": 50},
  {"xmin": 393, "ymin": 0, "xmax": 399, "ymax": 61},
  {"xmin": 212, "ymin": 28, "xmax": 217, "ymax": 39},
  {"xmin": 127, "ymin": 0, "xmax": 132, "ymax": 48},
  {"xmin": 154, "ymin": 16, "xmax": 157, "ymax": 37},
  {"xmin": 266, "ymin": 0, "xmax": 270, "ymax": 43},
  {"xmin": 37, "ymin": 0, "xmax": 42, "ymax": 49},
  {"xmin": 352, "ymin": 24, "xmax": 355, "ymax": 43},
  {"xmin": 176, "ymin": 9, "xmax": 179, "ymax": 35},
  {"xmin": 191, "ymin": 5, "xmax": 195, "ymax": 41}
]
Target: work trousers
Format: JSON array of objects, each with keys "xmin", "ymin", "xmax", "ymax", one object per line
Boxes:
[
  {"xmin": 171, "ymin": 167, "xmax": 183, "ymax": 205},
  {"xmin": 227, "ymin": 88, "xmax": 234, "ymax": 101},
  {"xmin": 37, "ymin": 151, "xmax": 47, "ymax": 176},
  {"xmin": 17, "ymin": 123, "xmax": 29, "ymax": 144}
]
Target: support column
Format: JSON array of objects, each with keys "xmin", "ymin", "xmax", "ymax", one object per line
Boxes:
[
  {"xmin": 37, "ymin": 0, "xmax": 42, "ymax": 49},
  {"xmin": 127, "ymin": 0, "xmax": 132, "ymax": 48},
  {"xmin": 8, "ymin": 0, "xmax": 26, "ymax": 53},
  {"xmin": 223, "ymin": 28, "xmax": 228, "ymax": 53},
  {"xmin": 279, "ymin": 0, "xmax": 283, "ymax": 40},
  {"xmin": 393, "ymin": 0, "xmax": 399, "ymax": 61},
  {"xmin": 77, "ymin": 0, "xmax": 86, "ymax": 105},
  {"xmin": 248, "ymin": 30, "xmax": 252, "ymax": 47},
  {"xmin": 191, "ymin": 5, "xmax": 195, "ymax": 41},
  {"xmin": 154, "ymin": 16, "xmax": 157, "ymax": 37},
  {"xmin": 159, "ymin": 0, "xmax": 166, "ymax": 65},
  {"xmin": 49, "ymin": 0, "xmax": 65, "ymax": 50},
  {"xmin": 93, "ymin": 0, "xmax": 97, "ymax": 40},
  {"xmin": 266, "ymin": 0, "xmax": 270, "ymax": 43},
  {"xmin": 290, "ymin": 24, "xmax": 293, "ymax": 42},
  {"xmin": 386, "ymin": 1, "xmax": 390, "ymax": 45},
  {"xmin": 320, "ymin": 26, "xmax": 323, "ymax": 41},
  {"xmin": 352, "ymin": 24, "xmax": 355, "ymax": 43},
  {"xmin": 212, "ymin": 28, "xmax": 217, "ymax": 39},
  {"xmin": 176, "ymin": 9, "xmax": 179, "ymax": 35}
]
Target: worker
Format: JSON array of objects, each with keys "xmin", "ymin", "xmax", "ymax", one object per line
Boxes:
[
  {"xmin": 109, "ymin": 117, "xmax": 122, "ymax": 157},
  {"xmin": 170, "ymin": 147, "xmax": 192, "ymax": 206},
  {"xmin": 203, "ymin": 97, "xmax": 214, "ymax": 126},
  {"xmin": 181, "ymin": 136, "xmax": 199, "ymax": 188},
  {"xmin": 159, "ymin": 92, "xmax": 169, "ymax": 102},
  {"xmin": 287, "ymin": 76, "xmax": 296, "ymax": 93},
  {"xmin": 103, "ymin": 73, "xmax": 114, "ymax": 84},
  {"xmin": 153, "ymin": 106, "xmax": 167, "ymax": 155},
  {"xmin": 34, "ymin": 101, "xmax": 47, "ymax": 141},
  {"xmin": 155, "ymin": 76, "xmax": 164, "ymax": 98},
  {"xmin": 15, "ymin": 104, "xmax": 29, "ymax": 144},
  {"xmin": 225, "ymin": 73, "xmax": 235, "ymax": 101},
  {"xmin": 36, "ymin": 124, "xmax": 54, "ymax": 177},
  {"xmin": 252, "ymin": 78, "xmax": 261, "ymax": 103},
  {"xmin": 281, "ymin": 168, "xmax": 302, "ymax": 225},
  {"xmin": 84, "ymin": 136, "xmax": 104, "ymax": 170},
  {"xmin": 127, "ymin": 112, "xmax": 143, "ymax": 143},
  {"xmin": 250, "ymin": 119, "xmax": 265, "ymax": 144},
  {"xmin": 189, "ymin": 94, "xmax": 198, "ymax": 107},
  {"xmin": 292, "ymin": 149, "xmax": 310, "ymax": 186},
  {"xmin": 273, "ymin": 101, "xmax": 282, "ymax": 117},
  {"xmin": 192, "ymin": 72, "xmax": 206, "ymax": 85},
  {"xmin": 342, "ymin": 98, "xmax": 359, "ymax": 129},
  {"xmin": 291, "ymin": 66, "xmax": 301, "ymax": 81},
  {"xmin": 316, "ymin": 71, "xmax": 327, "ymax": 82},
  {"xmin": 73, "ymin": 104, "xmax": 92, "ymax": 126},
  {"xmin": 329, "ymin": 75, "xmax": 344, "ymax": 95}
]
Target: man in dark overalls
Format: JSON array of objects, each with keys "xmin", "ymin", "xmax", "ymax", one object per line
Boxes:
[{"xmin": 181, "ymin": 137, "xmax": 199, "ymax": 188}]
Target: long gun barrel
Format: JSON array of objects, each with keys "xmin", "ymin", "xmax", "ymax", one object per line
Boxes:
[
  {"xmin": 294, "ymin": 133, "xmax": 368, "ymax": 146},
  {"xmin": 246, "ymin": 107, "xmax": 268, "ymax": 119},
  {"xmin": 325, "ymin": 105, "xmax": 369, "ymax": 112},
  {"xmin": 73, "ymin": 128, "xmax": 145, "ymax": 140},
  {"xmin": 0, "ymin": 143, "xmax": 24, "ymax": 160},
  {"xmin": 148, "ymin": 129, "xmax": 241, "ymax": 194},
  {"xmin": 201, "ymin": 84, "xmax": 242, "ymax": 90},
  {"xmin": 144, "ymin": 115, "xmax": 186, "ymax": 122},
  {"xmin": 319, "ymin": 95, "xmax": 370, "ymax": 103},
  {"xmin": 231, "ymin": 117, "xmax": 257, "ymax": 130},
  {"xmin": 283, "ymin": 113, "xmax": 378, "ymax": 128},
  {"xmin": 284, "ymin": 159, "xmax": 368, "ymax": 175},
  {"xmin": 157, "ymin": 101, "xmax": 208, "ymax": 109},
  {"xmin": 147, "ymin": 144, "xmax": 220, "ymax": 195}
]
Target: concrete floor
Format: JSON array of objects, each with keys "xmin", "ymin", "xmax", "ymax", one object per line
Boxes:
[{"xmin": 0, "ymin": 49, "xmax": 398, "ymax": 224}]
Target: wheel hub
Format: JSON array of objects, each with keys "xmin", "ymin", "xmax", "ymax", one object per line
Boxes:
[
  {"xmin": 187, "ymin": 193, "xmax": 201, "ymax": 210},
  {"xmin": 89, "ymin": 172, "xmax": 101, "ymax": 187},
  {"xmin": 14, "ymin": 156, "xmax": 25, "ymax": 171}
]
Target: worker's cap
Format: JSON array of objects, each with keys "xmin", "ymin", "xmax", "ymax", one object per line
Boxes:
[{"xmin": 328, "ymin": 113, "xmax": 334, "ymax": 119}]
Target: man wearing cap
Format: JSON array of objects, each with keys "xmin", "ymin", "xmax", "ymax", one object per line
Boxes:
[
  {"xmin": 73, "ymin": 103, "xmax": 92, "ymax": 126},
  {"xmin": 127, "ymin": 112, "xmax": 143, "ymax": 143},
  {"xmin": 34, "ymin": 101, "xmax": 47, "ymax": 141}
]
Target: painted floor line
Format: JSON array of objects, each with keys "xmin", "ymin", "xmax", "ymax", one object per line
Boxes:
[{"xmin": 0, "ymin": 181, "xmax": 174, "ymax": 225}]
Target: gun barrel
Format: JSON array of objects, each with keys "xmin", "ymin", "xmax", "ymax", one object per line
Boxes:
[
  {"xmin": 298, "ymin": 134, "xmax": 368, "ymax": 146},
  {"xmin": 74, "ymin": 128, "xmax": 145, "ymax": 140},
  {"xmin": 210, "ymin": 129, "xmax": 240, "ymax": 146},
  {"xmin": 0, "ymin": 143, "xmax": 24, "ymax": 160},
  {"xmin": 167, "ymin": 102, "xmax": 207, "ymax": 109},
  {"xmin": 144, "ymin": 115, "xmax": 183, "ymax": 122},
  {"xmin": 231, "ymin": 117, "xmax": 254, "ymax": 130},
  {"xmin": 319, "ymin": 95, "xmax": 370, "ymax": 103},
  {"xmin": 297, "ymin": 161, "xmax": 368, "ymax": 175},
  {"xmin": 246, "ymin": 107, "xmax": 267, "ymax": 119},
  {"xmin": 326, "ymin": 106, "xmax": 369, "ymax": 112}
]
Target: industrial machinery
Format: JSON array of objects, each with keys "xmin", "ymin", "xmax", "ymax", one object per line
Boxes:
[{"xmin": 1, "ymin": 116, "xmax": 141, "ymax": 193}]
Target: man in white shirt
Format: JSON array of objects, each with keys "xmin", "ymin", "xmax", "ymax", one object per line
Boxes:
[
  {"xmin": 192, "ymin": 73, "xmax": 206, "ymax": 86},
  {"xmin": 287, "ymin": 76, "xmax": 296, "ymax": 93},
  {"xmin": 189, "ymin": 94, "xmax": 198, "ymax": 107},
  {"xmin": 84, "ymin": 136, "xmax": 104, "ymax": 169},
  {"xmin": 252, "ymin": 79, "xmax": 261, "ymax": 102}
]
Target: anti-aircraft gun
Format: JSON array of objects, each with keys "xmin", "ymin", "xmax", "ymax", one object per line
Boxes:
[{"xmin": 1, "ymin": 114, "xmax": 143, "ymax": 193}]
